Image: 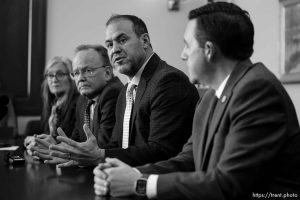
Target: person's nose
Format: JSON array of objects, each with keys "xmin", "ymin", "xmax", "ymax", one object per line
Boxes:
[
  {"xmin": 180, "ymin": 48, "xmax": 187, "ymax": 61},
  {"xmin": 111, "ymin": 42, "xmax": 121, "ymax": 54},
  {"xmin": 77, "ymin": 71, "xmax": 86, "ymax": 82}
]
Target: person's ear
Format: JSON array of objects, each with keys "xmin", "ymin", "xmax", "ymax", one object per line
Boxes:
[
  {"xmin": 103, "ymin": 66, "xmax": 113, "ymax": 81},
  {"xmin": 140, "ymin": 33, "xmax": 151, "ymax": 49},
  {"xmin": 204, "ymin": 41, "xmax": 215, "ymax": 62}
]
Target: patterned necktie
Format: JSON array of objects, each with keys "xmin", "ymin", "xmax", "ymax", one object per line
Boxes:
[
  {"xmin": 49, "ymin": 102, "xmax": 61, "ymax": 138},
  {"xmin": 84, "ymin": 99, "xmax": 94, "ymax": 129},
  {"xmin": 122, "ymin": 83, "xmax": 136, "ymax": 149}
]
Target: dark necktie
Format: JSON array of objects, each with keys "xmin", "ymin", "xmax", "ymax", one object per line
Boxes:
[
  {"xmin": 208, "ymin": 95, "xmax": 218, "ymax": 128},
  {"xmin": 202, "ymin": 95, "xmax": 218, "ymax": 149},
  {"xmin": 84, "ymin": 100, "xmax": 94, "ymax": 129}
]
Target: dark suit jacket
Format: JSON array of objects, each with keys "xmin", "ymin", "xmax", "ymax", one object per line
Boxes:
[
  {"xmin": 41, "ymin": 92, "xmax": 79, "ymax": 137},
  {"xmin": 71, "ymin": 77, "xmax": 123, "ymax": 147},
  {"xmin": 138, "ymin": 60, "xmax": 300, "ymax": 199},
  {"xmin": 104, "ymin": 54, "xmax": 199, "ymax": 166}
]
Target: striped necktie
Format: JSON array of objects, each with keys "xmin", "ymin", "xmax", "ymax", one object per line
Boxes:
[
  {"xmin": 122, "ymin": 83, "xmax": 136, "ymax": 149},
  {"xmin": 84, "ymin": 99, "xmax": 94, "ymax": 129}
]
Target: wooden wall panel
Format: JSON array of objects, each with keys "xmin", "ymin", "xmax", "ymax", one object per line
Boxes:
[{"xmin": 0, "ymin": 0, "xmax": 46, "ymax": 115}]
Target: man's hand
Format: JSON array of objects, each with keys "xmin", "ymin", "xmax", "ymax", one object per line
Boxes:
[
  {"xmin": 30, "ymin": 134, "xmax": 57, "ymax": 160},
  {"xmin": 49, "ymin": 124, "xmax": 105, "ymax": 167},
  {"xmin": 31, "ymin": 145, "xmax": 51, "ymax": 160},
  {"xmin": 34, "ymin": 137, "xmax": 78, "ymax": 167},
  {"xmin": 32, "ymin": 141, "xmax": 78, "ymax": 167},
  {"xmin": 100, "ymin": 158, "xmax": 142, "ymax": 197},
  {"xmin": 45, "ymin": 156, "xmax": 78, "ymax": 167},
  {"xmin": 24, "ymin": 136, "xmax": 37, "ymax": 156},
  {"xmin": 36, "ymin": 134, "xmax": 56, "ymax": 145},
  {"xmin": 25, "ymin": 134, "xmax": 57, "ymax": 159},
  {"xmin": 24, "ymin": 136, "xmax": 35, "ymax": 148},
  {"xmin": 93, "ymin": 162, "xmax": 113, "ymax": 196}
]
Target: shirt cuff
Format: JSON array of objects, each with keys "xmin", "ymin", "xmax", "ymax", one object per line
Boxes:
[{"xmin": 146, "ymin": 174, "xmax": 159, "ymax": 199}]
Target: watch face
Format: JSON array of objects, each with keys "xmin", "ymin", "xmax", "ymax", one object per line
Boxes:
[{"xmin": 136, "ymin": 179, "xmax": 147, "ymax": 195}]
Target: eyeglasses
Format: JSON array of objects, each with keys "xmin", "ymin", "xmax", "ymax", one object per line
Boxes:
[
  {"xmin": 45, "ymin": 72, "xmax": 69, "ymax": 81},
  {"xmin": 70, "ymin": 66, "xmax": 105, "ymax": 79}
]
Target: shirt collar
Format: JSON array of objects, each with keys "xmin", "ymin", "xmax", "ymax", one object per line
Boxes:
[
  {"xmin": 215, "ymin": 74, "xmax": 230, "ymax": 99},
  {"xmin": 127, "ymin": 53, "xmax": 154, "ymax": 86},
  {"xmin": 92, "ymin": 96, "xmax": 99, "ymax": 104}
]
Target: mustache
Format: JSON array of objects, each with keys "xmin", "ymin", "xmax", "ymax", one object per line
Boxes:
[
  {"xmin": 111, "ymin": 53, "xmax": 126, "ymax": 63},
  {"xmin": 77, "ymin": 80, "xmax": 90, "ymax": 87}
]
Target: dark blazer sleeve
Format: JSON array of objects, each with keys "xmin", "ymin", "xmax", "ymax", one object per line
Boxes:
[
  {"xmin": 70, "ymin": 96, "xmax": 85, "ymax": 142},
  {"xmin": 105, "ymin": 70, "xmax": 199, "ymax": 166},
  {"xmin": 137, "ymin": 136, "xmax": 195, "ymax": 174},
  {"xmin": 102, "ymin": 88, "xmax": 125, "ymax": 149},
  {"xmin": 154, "ymin": 77, "xmax": 300, "ymax": 199},
  {"xmin": 59, "ymin": 93, "xmax": 79, "ymax": 138},
  {"xmin": 95, "ymin": 78, "xmax": 123, "ymax": 147}
]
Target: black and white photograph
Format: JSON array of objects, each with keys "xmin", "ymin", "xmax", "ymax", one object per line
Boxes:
[{"xmin": 1, "ymin": 0, "xmax": 300, "ymax": 200}]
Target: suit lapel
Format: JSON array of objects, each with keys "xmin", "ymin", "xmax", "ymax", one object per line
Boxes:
[
  {"xmin": 202, "ymin": 60, "xmax": 253, "ymax": 169},
  {"xmin": 129, "ymin": 54, "xmax": 160, "ymax": 141},
  {"xmin": 92, "ymin": 100, "xmax": 100, "ymax": 136},
  {"xmin": 195, "ymin": 89, "xmax": 217, "ymax": 168},
  {"xmin": 201, "ymin": 90, "xmax": 232, "ymax": 169}
]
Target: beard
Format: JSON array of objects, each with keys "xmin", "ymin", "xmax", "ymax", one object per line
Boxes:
[{"xmin": 115, "ymin": 61, "xmax": 139, "ymax": 78}]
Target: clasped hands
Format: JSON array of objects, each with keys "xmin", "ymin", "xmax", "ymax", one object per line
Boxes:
[
  {"xmin": 93, "ymin": 158, "xmax": 142, "ymax": 197},
  {"xmin": 27, "ymin": 124, "xmax": 104, "ymax": 167},
  {"xmin": 24, "ymin": 133, "xmax": 56, "ymax": 158}
]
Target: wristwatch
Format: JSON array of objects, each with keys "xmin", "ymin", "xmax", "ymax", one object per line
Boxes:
[{"xmin": 134, "ymin": 174, "xmax": 149, "ymax": 196}]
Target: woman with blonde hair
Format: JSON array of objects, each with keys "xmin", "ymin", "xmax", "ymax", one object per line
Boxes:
[{"xmin": 24, "ymin": 56, "xmax": 79, "ymax": 153}]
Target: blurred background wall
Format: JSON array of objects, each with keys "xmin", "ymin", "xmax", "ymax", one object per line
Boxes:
[{"xmin": 17, "ymin": 0, "xmax": 300, "ymax": 134}]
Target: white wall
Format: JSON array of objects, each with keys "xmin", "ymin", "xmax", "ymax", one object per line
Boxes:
[
  {"xmin": 236, "ymin": 0, "xmax": 300, "ymax": 119},
  {"xmin": 45, "ymin": 0, "xmax": 300, "ymax": 119},
  {"xmin": 46, "ymin": 0, "xmax": 205, "ymax": 83},
  {"xmin": 20, "ymin": 0, "xmax": 206, "ymax": 135}
]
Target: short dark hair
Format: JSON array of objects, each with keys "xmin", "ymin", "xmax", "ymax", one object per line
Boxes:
[
  {"xmin": 106, "ymin": 14, "xmax": 149, "ymax": 38},
  {"xmin": 189, "ymin": 2, "xmax": 254, "ymax": 60},
  {"xmin": 75, "ymin": 44, "xmax": 111, "ymax": 67}
]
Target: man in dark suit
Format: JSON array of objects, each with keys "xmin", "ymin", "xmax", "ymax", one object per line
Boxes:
[
  {"xmin": 71, "ymin": 77, "xmax": 123, "ymax": 147},
  {"xmin": 32, "ymin": 44, "xmax": 123, "ymax": 165},
  {"xmin": 48, "ymin": 15, "xmax": 199, "ymax": 167},
  {"xmin": 93, "ymin": 2, "xmax": 300, "ymax": 199},
  {"xmin": 71, "ymin": 45, "xmax": 123, "ymax": 148}
]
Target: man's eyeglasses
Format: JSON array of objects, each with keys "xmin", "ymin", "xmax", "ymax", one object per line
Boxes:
[
  {"xmin": 70, "ymin": 66, "xmax": 105, "ymax": 79},
  {"xmin": 45, "ymin": 72, "xmax": 69, "ymax": 81}
]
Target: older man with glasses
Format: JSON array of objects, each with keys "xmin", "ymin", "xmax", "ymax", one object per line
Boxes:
[{"xmin": 32, "ymin": 44, "xmax": 123, "ymax": 166}]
